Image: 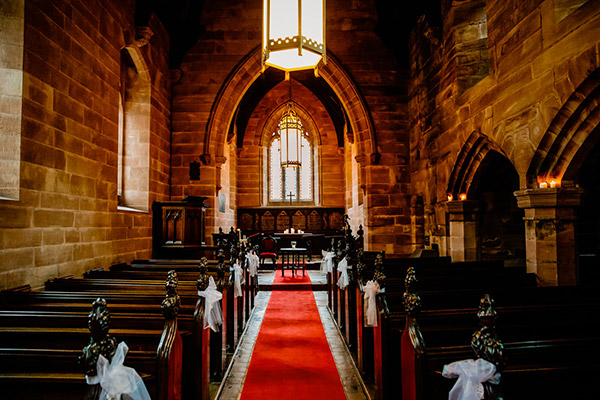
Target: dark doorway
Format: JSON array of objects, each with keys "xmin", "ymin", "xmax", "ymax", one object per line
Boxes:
[
  {"xmin": 576, "ymin": 139, "xmax": 600, "ymax": 282},
  {"xmin": 470, "ymin": 151, "xmax": 525, "ymax": 266}
]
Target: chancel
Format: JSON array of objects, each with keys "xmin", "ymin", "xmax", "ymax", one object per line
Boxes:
[{"xmin": 1, "ymin": 0, "xmax": 600, "ymax": 399}]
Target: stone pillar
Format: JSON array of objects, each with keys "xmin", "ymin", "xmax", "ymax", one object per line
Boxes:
[
  {"xmin": 514, "ymin": 187, "xmax": 584, "ymax": 286},
  {"xmin": 447, "ymin": 200, "xmax": 480, "ymax": 262}
]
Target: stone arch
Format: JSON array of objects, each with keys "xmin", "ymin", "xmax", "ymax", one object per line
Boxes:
[
  {"xmin": 527, "ymin": 68, "xmax": 600, "ymax": 186},
  {"xmin": 204, "ymin": 47, "xmax": 377, "ymax": 173},
  {"xmin": 446, "ymin": 131, "xmax": 508, "ymax": 199},
  {"xmin": 259, "ymin": 100, "xmax": 322, "ymax": 148}
]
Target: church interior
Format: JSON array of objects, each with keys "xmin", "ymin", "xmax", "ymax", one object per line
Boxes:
[{"xmin": 1, "ymin": 0, "xmax": 600, "ymax": 398}]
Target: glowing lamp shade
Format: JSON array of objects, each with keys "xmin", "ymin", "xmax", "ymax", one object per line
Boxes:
[
  {"xmin": 263, "ymin": 0, "xmax": 326, "ymax": 72},
  {"xmin": 279, "ymin": 104, "xmax": 303, "ymax": 167}
]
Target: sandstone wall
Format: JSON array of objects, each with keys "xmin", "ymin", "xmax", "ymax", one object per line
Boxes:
[
  {"xmin": 172, "ymin": 0, "xmax": 409, "ymax": 253},
  {"xmin": 0, "ymin": 0, "xmax": 172, "ymax": 289},
  {"xmin": 409, "ymin": 0, "xmax": 600, "ymax": 255}
]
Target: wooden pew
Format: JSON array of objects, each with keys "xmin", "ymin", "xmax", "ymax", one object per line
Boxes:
[
  {"xmin": 403, "ymin": 289, "xmax": 600, "ymax": 399},
  {"xmin": 355, "ymin": 255, "xmax": 538, "ymax": 399},
  {"xmin": 0, "ymin": 272, "xmax": 188, "ymax": 400}
]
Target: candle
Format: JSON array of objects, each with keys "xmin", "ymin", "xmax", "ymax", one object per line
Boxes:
[
  {"xmin": 447, "ymin": 193, "xmax": 453, "ymax": 201},
  {"xmin": 290, "ymin": 227, "xmax": 295, "ymax": 234},
  {"xmin": 237, "ymin": 228, "xmax": 241, "ymax": 241},
  {"xmin": 539, "ymin": 182, "xmax": 547, "ymax": 189},
  {"xmin": 550, "ymin": 180, "xmax": 556, "ymax": 188},
  {"xmin": 459, "ymin": 193, "xmax": 467, "ymax": 201}
]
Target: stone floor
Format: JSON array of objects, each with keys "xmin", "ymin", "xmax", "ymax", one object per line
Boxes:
[{"xmin": 215, "ymin": 269, "xmax": 370, "ymax": 400}]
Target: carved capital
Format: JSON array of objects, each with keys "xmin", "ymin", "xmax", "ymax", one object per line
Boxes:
[
  {"xmin": 134, "ymin": 26, "xmax": 153, "ymax": 47},
  {"xmin": 200, "ymin": 154, "xmax": 212, "ymax": 165}
]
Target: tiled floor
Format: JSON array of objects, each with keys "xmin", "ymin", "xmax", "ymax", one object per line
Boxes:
[{"xmin": 215, "ymin": 269, "xmax": 370, "ymax": 400}]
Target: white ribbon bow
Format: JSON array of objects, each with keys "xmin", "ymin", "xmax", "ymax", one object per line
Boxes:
[
  {"xmin": 320, "ymin": 251, "xmax": 334, "ymax": 273},
  {"xmin": 337, "ymin": 257, "xmax": 349, "ymax": 289},
  {"xmin": 86, "ymin": 342, "xmax": 151, "ymax": 400},
  {"xmin": 246, "ymin": 252, "xmax": 259, "ymax": 277},
  {"xmin": 231, "ymin": 262, "xmax": 245, "ymax": 298},
  {"xmin": 198, "ymin": 276, "xmax": 224, "ymax": 332},
  {"xmin": 363, "ymin": 280, "xmax": 382, "ymax": 327},
  {"xmin": 442, "ymin": 358, "xmax": 500, "ymax": 400}
]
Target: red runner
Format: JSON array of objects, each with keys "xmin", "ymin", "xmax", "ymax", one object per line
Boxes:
[
  {"xmin": 272, "ymin": 268, "xmax": 311, "ymax": 285},
  {"xmin": 240, "ymin": 273, "xmax": 345, "ymax": 399}
]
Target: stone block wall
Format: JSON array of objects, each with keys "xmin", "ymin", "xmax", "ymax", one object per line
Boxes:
[
  {"xmin": 409, "ymin": 0, "xmax": 600, "ymax": 259},
  {"xmin": 172, "ymin": 0, "xmax": 409, "ymax": 254},
  {"xmin": 0, "ymin": 0, "xmax": 172, "ymax": 289}
]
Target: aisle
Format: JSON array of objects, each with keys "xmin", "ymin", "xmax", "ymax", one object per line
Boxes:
[
  {"xmin": 240, "ymin": 270, "xmax": 345, "ymax": 400},
  {"xmin": 215, "ymin": 269, "xmax": 368, "ymax": 400}
]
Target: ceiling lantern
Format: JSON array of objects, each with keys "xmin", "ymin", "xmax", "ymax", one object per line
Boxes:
[
  {"xmin": 263, "ymin": 0, "xmax": 326, "ymax": 72},
  {"xmin": 279, "ymin": 103, "xmax": 303, "ymax": 168}
]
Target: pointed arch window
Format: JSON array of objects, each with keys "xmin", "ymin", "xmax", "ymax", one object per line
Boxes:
[{"xmin": 268, "ymin": 109, "xmax": 313, "ymax": 203}]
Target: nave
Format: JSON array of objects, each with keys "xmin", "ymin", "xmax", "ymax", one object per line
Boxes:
[{"xmin": 217, "ymin": 269, "xmax": 368, "ymax": 400}]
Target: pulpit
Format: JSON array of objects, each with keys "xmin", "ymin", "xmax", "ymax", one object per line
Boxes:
[{"xmin": 152, "ymin": 196, "xmax": 210, "ymax": 258}]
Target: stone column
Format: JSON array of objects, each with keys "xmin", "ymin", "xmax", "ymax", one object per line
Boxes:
[
  {"xmin": 514, "ymin": 187, "xmax": 584, "ymax": 286},
  {"xmin": 447, "ymin": 200, "xmax": 480, "ymax": 262}
]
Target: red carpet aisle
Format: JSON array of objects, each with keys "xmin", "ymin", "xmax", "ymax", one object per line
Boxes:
[{"xmin": 240, "ymin": 270, "xmax": 346, "ymax": 399}]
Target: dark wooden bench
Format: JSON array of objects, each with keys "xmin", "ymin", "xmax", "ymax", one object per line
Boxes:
[{"xmin": 0, "ymin": 272, "xmax": 189, "ymax": 400}]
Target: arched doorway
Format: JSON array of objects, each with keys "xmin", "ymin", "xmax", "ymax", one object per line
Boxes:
[
  {"xmin": 470, "ymin": 151, "xmax": 525, "ymax": 266},
  {"xmin": 575, "ymin": 138, "xmax": 600, "ymax": 282}
]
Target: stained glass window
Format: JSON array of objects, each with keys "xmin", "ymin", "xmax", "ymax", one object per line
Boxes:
[{"xmin": 268, "ymin": 112, "xmax": 314, "ymax": 203}]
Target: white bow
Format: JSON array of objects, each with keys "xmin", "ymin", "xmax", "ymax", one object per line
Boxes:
[
  {"xmin": 231, "ymin": 262, "xmax": 245, "ymax": 298},
  {"xmin": 320, "ymin": 251, "xmax": 334, "ymax": 273},
  {"xmin": 363, "ymin": 280, "xmax": 382, "ymax": 327},
  {"xmin": 198, "ymin": 276, "xmax": 224, "ymax": 332},
  {"xmin": 86, "ymin": 342, "xmax": 151, "ymax": 400},
  {"xmin": 337, "ymin": 257, "xmax": 349, "ymax": 289},
  {"xmin": 246, "ymin": 252, "xmax": 259, "ymax": 277},
  {"xmin": 442, "ymin": 358, "xmax": 500, "ymax": 400}
]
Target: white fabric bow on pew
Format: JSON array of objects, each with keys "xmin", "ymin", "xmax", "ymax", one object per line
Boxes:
[
  {"xmin": 442, "ymin": 358, "xmax": 500, "ymax": 400},
  {"xmin": 198, "ymin": 276, "xmax": 224, "ymax": 332},
  {"xmin": 246, "ymin": 252, "xmax": 259, "ymax": 277},
  {"xmin": 86, "ymin": 341, "xmax": 151, "ymax": 400},
  {"xmin": 363, "ymin": 280, "xmax": 382, "ymax": 327},
  {"xmin": 231, "ymin": 262, "xmax": 245, "ymax": 298},
  {"xmin": 337, "ymin": 257, "xmax": 349, "ymax": 289},
  {"xmin": 320, "ymin": 251, "xmax": 334, "ymax": 273}
]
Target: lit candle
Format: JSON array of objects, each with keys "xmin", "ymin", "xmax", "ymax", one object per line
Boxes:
[
  {"xmin": 237, "ymin": 228, "xmax": 241, "ymax": 241},
  {"xmin": 550, "ymin": 180, "xmax": 556, "ymax": 188},
  {"xmin": 459, "ymin": 193, "xmax": 467, "ymax": 201},
  {"xmin": 290, "ymin": 227, "xmax": 295, "ymax": 234},
  {"xmin": 539, "ymin": 182, "xmax": 547, "ymax": 189},
  {"xmin": 447, "ymin": 193, "xmax": 453, "ymax": 201}
]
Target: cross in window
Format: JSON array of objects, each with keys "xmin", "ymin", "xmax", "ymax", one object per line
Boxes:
[{"xmin": 287, "ymin": 191, "xmax": 294, "ymax": 205}]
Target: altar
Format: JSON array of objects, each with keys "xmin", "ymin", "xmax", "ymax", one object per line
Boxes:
[
  {"xmin": 273, "ymin": 232, "xmax": 326, "ymax": 255},
  {"xmin": 236, "ymin": 207, "xmax": 345, "ymax": 255}
]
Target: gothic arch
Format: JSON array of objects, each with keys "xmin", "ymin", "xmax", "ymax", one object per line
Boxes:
[
  {"xmin": 259, "ymin": 100, "xmax": 322, "ymax": 148},
  {"xmin": 447, "ymin": 131, "xmax": 508, "ymax": 198},
  {"xmin": 204, "ymin": 47, "xmax": 377, "ymax": 171},
  {"xmin": 527, "ymin": 68, "xmax": 600, "ymax": 186}
]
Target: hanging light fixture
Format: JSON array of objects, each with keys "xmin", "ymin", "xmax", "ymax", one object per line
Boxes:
[
  {"xmin": 279, "ymin": 102, "xmax": 303, "ymax": 168},
  {"xmin": 263, "ymin": 0, "xmax": 326, "ymax": 72}
]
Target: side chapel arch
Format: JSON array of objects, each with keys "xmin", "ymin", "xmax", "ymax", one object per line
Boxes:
[
  {"xmin": 527, "ymin": 68, "xmax": 600, "ymax": 186},
  {"xmin": 446, "ymin": 131, "xmax": 508, "ymax": 198}
]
